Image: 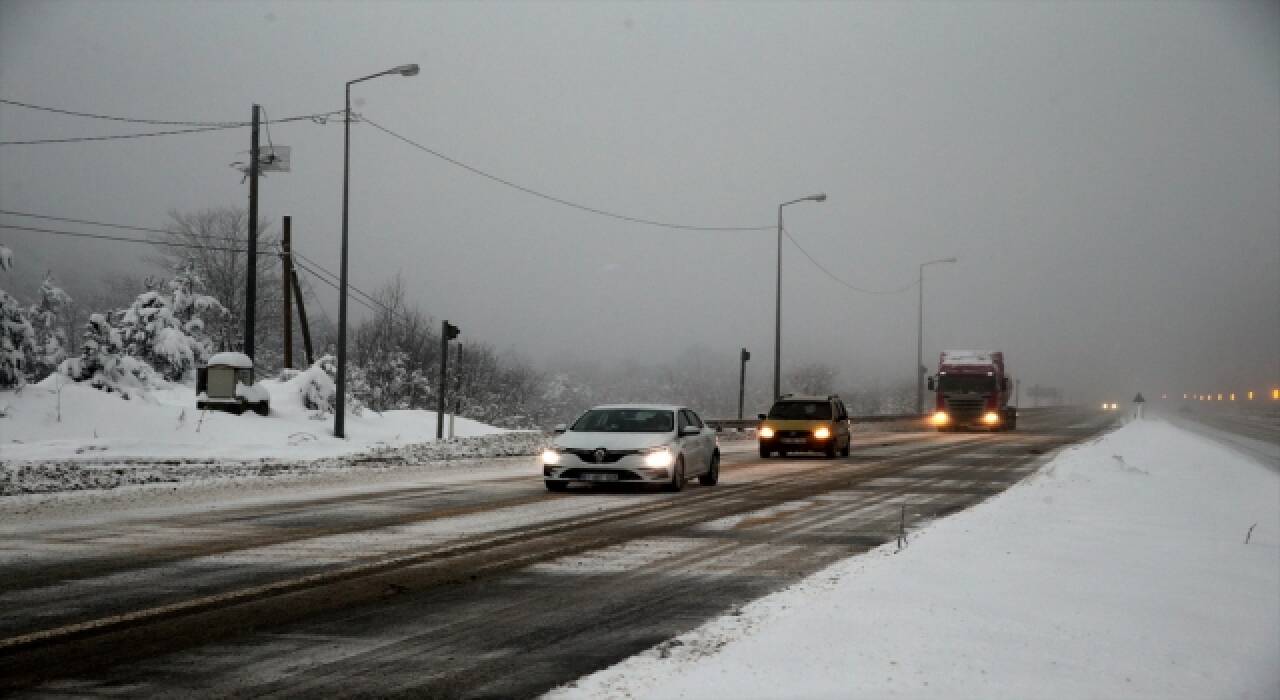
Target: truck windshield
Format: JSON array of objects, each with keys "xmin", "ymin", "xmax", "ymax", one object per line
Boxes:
[
  {"xmin": 767, "ymin": 401, "xmax": 832, "ymax": 420},
  {"xmin": 938, "ymin": 375, "xmax": 998, "ymax": 393}
]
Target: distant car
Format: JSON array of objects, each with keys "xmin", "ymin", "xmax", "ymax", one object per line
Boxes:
[
  {"xmin": 757, "ymin": 394, "xmax": 852, "ymax": 458},
  {"xmin": 542, "ymin": 404, "xmax": 720, "ymax": 492},
  {"xmin": 1101, "ymin": 402, "xmax": 1118, "ymax": 411}
]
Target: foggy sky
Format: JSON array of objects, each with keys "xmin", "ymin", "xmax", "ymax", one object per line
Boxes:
[{"xmin": 2, "ymin": 0, "xmax": 1277, "ymax": 405}]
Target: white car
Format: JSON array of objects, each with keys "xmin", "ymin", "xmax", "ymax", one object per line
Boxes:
[{"xmin": 542, "ymin": 404, "xmax": 720, "ymax": 492}]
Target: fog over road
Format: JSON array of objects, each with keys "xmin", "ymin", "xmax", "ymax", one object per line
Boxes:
[{"xmin": 2, "ymin": 408, "xmax": 1115, "ymax": 696}]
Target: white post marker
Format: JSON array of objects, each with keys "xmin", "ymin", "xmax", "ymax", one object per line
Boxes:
[{"xmin": 1132, "ymin": 392, "xmax": 1146, "ymax": 420}]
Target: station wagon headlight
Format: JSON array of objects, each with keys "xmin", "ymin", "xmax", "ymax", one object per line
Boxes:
[
  {"xmin": 541, "ymin": 448, "xmax": 562, "ymax": 465},
  {"xmin": 931, "ymin": 411, "xmax": 950, "ymax": 426},
  {"xmin": 641, "ymin": 446, "xmax": 674, "ymax": 468},
  {"xmin": 982, "ymin": 412, "xmax": 1001, "ymax": 425},
  {"xmin": 758, "ymin": 426, "xmax": 775, "ymax": 439},
  {"xmin": 813, "ymin": 426, "xmax": 831, "ymax": 439}
]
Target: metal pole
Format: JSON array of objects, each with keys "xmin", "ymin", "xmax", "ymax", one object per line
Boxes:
[
  {"xmin": 245, "ymin": 104, "xmax": 260, "ymax": 360},
  {"xmin": 773, "ymin": 203, "xmax": 783, "ymax": 401},
  {"xmin": 738, "ymin": 347, "xmax": 748, "ymax": 420},
  {"xmin": 336, "ymin": 86, "xmax": 351, "ymax": 438},
  {"xmin": 436, "ymin": 321, "xmax": 449, "ymax": 440},
  {"xmin": 916, "ymin": 262, "xmax": 924, "ymax": 415},
  {"xmin": 281, "ymin": 216, "xmax": 292, "ymax": 369}
]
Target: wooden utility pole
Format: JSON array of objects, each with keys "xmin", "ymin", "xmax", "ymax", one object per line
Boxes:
[
  {"xmin": 281, "ymin": 216, "xmax": 293, "ymax": 369},
  {"xmin": 245, "ymin": 104, "xmax": 261, "ymax": 359},
  {"xmin": 289, "ymin": 268, "xmax": 314, "ymax": 366}
]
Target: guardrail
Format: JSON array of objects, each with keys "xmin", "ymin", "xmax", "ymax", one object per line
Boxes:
[{"xmin": 706, "ymin": 414, "xmax": 919, "ymax": 432}]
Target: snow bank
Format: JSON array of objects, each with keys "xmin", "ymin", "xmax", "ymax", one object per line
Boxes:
[
  {"xmin": 1, "ymin": 374, "xmax": 534, "ymax": 471},
  {"xmin": 548, "ymin": 419, "xmax": 1280, "ymax": 700}
]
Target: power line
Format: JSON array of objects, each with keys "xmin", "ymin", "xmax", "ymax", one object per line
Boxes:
[
  {"xmin": 358, "ymin": 114, "xmax": 775, "ymax": 233},
  {"xmin": 0, "ymin": 223, "xmax": 274, "ymax": 255},
  {"xmin": 0, "ymin": 209, "xmax": 258, "ymax": 247},
  {"xmin": 291, "ymin": 258, "xmax": 380, "ymax": 316},
  {"xmin": 1, "ymin": 97, "xmax": 242, "ymax": 126},
  {"xmin": 0, "ymin": 108, "xmax": 344, "ymax": 146},
  {"xmin": 782, "ymin": 226, "xmax": 919, "ymax": 295}
]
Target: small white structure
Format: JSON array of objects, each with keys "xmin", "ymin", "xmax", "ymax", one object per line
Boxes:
[{"xmin": 197, "ymin": 352, "xmax": 270, "ymax": 416}]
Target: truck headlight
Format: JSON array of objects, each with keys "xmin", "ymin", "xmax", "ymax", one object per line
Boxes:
[
  {"xmin": 813, "ymin": 426, "xmax": 831, "ymax": 439},
  {"xmin": 541, "ymin": 449, "xmax": 562, "ymax": 465},
  {"xmin": 982, "ymin": 412, "xmax": 1001, "ymax": 425},
  {"xmin": 642, "ymin": 446, "xmax": 674, "ymax": 468},
  {"xmin": 931, "ymin": 411, "xmax": 950, "ymax": 426},
  {"xmin": 758, "ymin": 426, "xmax": 775, "ymax": 439}
]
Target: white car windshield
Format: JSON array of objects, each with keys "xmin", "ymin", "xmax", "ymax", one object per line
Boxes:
[{"xmin": 571, "ymin": 409, "xmax": 674, "ymax": 433}]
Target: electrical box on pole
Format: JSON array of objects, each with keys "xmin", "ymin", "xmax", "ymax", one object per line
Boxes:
[{"xmin": 437, "ymin": 320, "xmax": 460, "ymax": 439}]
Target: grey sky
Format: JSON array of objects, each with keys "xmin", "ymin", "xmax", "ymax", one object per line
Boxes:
[{"xmin": 2, "ymin": 0, "xmax": 1277, "ymax": 404}]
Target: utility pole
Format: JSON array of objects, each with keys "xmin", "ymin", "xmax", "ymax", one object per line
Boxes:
[
  {"xmin": 738, "ymin": 348, "xmax": 750, "ymax": 420},
  {"xmin": 289, "ymin": 267, "xmax": 314, "ymax": 366},
  {"xmin": 281, "ymin": 216, "xmax": 292, "ymax": 369},
  {"xmin": 437, "ymin": 320, "xmax": 460, "ymax": 439},
  {"xmin": 245, "ymin": 104, "xmax": 260, "ymax": 359}
]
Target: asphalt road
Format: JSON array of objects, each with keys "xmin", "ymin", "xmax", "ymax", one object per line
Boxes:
[{"xmin": 0, "ymin": 407, "xmax": 1116, "ymax": 698}]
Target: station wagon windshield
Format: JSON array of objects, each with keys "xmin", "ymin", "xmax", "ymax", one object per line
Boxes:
[
  {"xmin": 571, "ymin": 409, "xmax": 674, "ymax": 433},
  {"xmin": 768, "ymin": 402, "xmax": 832, "ymax": 420}
]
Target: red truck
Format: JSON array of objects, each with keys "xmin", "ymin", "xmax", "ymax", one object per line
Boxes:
[{"xmin": 926, "ymin": 350, "xmax": 1016, "ymax": 431}]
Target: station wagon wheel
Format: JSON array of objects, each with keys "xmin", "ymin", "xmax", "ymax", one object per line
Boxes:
[
  {"xmin": 545, "ymin": 480, "xmax": 567, "ymax": 492},
  {"xmin": 665, "ymin": 456, "xmax": 685, "ymax": 492},
  {"xmin": 840, "ymin": 439, "xmax": 851, "ymax": 458},
  {"xmin": 698, "ymin": 452, "xmax": 719, "ymax": 486}
]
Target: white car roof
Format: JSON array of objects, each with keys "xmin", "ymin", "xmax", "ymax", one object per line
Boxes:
[{"xmin": 589, "ymin": 404, "xmax": 686, "ymax": 411}]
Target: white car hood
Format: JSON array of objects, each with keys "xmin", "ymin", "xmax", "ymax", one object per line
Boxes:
[{"xmin": 554, "ymin": 432, "xmax": 672, "ymax": 451}]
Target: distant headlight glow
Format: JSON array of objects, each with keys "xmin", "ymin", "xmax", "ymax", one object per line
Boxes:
[
  {"xmin": 758, "ymin": 426, "xmax": 775, "ymax": 439},
  {"xmin": 930, "ymin": 411, "xmax": 950, "ymax": 426},
  {"xmin": 813, "ymin": 426, "xmax": 831, "ymax": 439},
  {"xmin": 982, "ymin": 412, "xmax": 1001, "ymax": 425}
]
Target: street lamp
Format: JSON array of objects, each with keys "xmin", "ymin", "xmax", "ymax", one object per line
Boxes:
[
  {"xmin": 335, "ymin": 63, "xmax": 418, "ymax": 438},
  {"xmin": 916, "ymin": 256, "xmax": 957, "ymax": 415},
  {"xmin": 774, "ymin": 193, "xmax": 827, "ymax": 400}
]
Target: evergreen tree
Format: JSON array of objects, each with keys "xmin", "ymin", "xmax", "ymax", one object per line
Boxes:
[
  {"xmin": 117, "ymin": 261, "xmax": 225, "ymax": 382},
  {"xmin": 0, "ymin": 244, "xmax": 35, "ymax": 390},
  {"xmin": 27, "ymin": 273, "xmax": 73, "ymax": 381}
]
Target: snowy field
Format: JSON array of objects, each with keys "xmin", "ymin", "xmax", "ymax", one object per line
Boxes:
[
  {"xmin": 547, "ymin": 418, "xmax": 1280, "ymax": 700},
  {"xmin": 1, "ymin": 374, "xmax": 543, "ymax": 495}
]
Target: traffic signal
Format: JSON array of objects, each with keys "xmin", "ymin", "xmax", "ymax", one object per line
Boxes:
[
  {"xmin": 741, "ymin": 348, "xmax": 751, "ymax": 362},
  {"xmin": 443, "ymin": 320, "xmax": 460, "ymax": 341}
]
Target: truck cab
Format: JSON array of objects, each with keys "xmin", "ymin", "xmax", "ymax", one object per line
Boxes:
[{"xmin": 927, "ymin": 350, "xmax": 1016, "ymax": 431}]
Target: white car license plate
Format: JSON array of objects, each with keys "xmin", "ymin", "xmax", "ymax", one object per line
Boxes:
[
  {"xmin": 782, "ymin": 438, "xmax": 807, "ymax": 444},
  {"xmin": 581, "ymin": 472, "xmax": 618, "ymax": 482}
]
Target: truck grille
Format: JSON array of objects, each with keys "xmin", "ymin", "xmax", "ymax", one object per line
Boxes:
[{"xmin": 944, "ymin": 396, "xmax": 986, "ymax": 418}]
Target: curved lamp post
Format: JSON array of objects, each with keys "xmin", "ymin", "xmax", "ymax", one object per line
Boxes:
[
  {"xmin": 336, "ymin": 63, "xmax": 418, "ymax": 438},
  {"xmin": 773, "ymin": 193, "xmax": 827, "ymax": 401}
]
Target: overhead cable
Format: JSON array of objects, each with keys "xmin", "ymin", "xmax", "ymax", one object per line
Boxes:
[
  {"xmin": 0, "ymin": 222, "xmax": 273, "ymax": 255},
  {"xmin": 782, "ymin": 226, "xmax": 919, "ymax": 295},
  {"xmin": 359, "ymin": 114, "xmax": 774, "ymax": 233},
  {"xmin": 0, "ymin": 108, "xmax": 343, "ymax": 146}
]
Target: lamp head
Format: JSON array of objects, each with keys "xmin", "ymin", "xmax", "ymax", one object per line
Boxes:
[
  {"xmin": 396, "ymin": 64, "xmax": 420, "ymax": 77},
  {"xmin": 810, "ymin": 193, "xmax": 827, "ymax": 202}
]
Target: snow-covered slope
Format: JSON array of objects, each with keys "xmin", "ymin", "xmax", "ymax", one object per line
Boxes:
[
  {"xmin": 548, "ymin": 418, "xmax": 1279, "ymax": 699},
  {"xmin": 1, "ymin": 373, "xmax": 513, "ymax": 463}
]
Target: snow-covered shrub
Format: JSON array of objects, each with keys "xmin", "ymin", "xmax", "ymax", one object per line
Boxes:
[
  {"xmin": 117, "ymin": 261, "xmax": 225, "ymax": 382},
  {"xmin": 295, "ymin": 354, "xmax": 363, "ymax": 417},
  {"xmin": 61, "ymin": 312, "xmax": 158, "ymax": 398}
]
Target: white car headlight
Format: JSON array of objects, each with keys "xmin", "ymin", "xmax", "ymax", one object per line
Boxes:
[
  {"xmin": 541, "ymin": 448, "xmax": 562, "ymax": 465},
  {"xmin": 642, "ymin": 446, "xmax": 674, "ymax": 468}
]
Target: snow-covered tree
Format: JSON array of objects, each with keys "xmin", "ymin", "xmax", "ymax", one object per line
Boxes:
[
  {"xmin": 26, "ymin": 273, "xmax": 73, "ymax": 381},
  {"xmin": 0, "ymin": 288, "xmax": 35, "ymax": 389},
  {"xmin": 117, "ymin": 261, "xmax": 225, "ymax": 382},
  {"xmin": 1, "ymin": 244, "xmax": 36, "ymax": 389}
]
